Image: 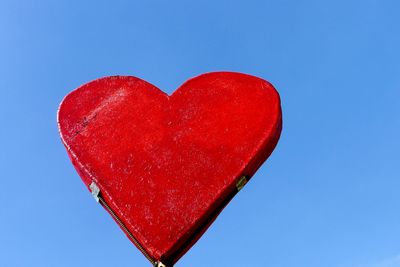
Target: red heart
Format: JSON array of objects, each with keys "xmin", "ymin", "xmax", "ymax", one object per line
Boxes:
[{"xmin": 58, "ymin": 72, "xmax": 282, "ymax": 266}]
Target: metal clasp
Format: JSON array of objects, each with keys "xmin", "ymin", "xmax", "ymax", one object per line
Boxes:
[
  {"xmin": 236, "ymin": 176, "xmax": 248, "ymax": 192},
  {"xmin": 89, "ymin": 182, "xmax": 100, "ymax": 202}
]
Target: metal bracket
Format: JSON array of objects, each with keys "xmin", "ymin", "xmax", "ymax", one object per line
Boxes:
[
  {"xmin": 89, "ymin": 181, "xmax": 100, "ymax": 202},
  {"xmin": 155, "ymin": 261, "xmax": 167, "ymax": 267},
  {"xmin": 236, "ymin": 176, "xmax": 248, "ymax": 192}
]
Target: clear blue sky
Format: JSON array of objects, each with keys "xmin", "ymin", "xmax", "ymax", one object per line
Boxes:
[{"xmin": 1, "ymin": 0, "xmax": 399, "ymax": 266}]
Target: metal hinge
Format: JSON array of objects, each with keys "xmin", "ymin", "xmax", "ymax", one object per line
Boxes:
[
  {"xmin": 89, "ymin": 181, "xmax": 100, "ymax": 202},
  {"xmin": 236, "ymin": 176, "xmax": 248, "ymax": 192}
]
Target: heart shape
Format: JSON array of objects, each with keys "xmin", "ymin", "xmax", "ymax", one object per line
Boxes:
[{"xmin": 58, "ymin": 72, "xmax": 282, "ymax": 266}]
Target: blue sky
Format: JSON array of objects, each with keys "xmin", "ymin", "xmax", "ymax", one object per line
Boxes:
[{"xmin": 0, "ymin": 0, "xmax": 399, "ymax": 266}]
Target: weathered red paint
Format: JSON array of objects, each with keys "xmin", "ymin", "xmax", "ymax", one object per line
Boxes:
[{"xmin": 58, "ymin": 72, "xmax": 282, "ymax": 265}]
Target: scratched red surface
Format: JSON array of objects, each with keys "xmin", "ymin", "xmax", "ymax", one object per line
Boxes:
[{"xmin": 58, "ymin": 72, "xmax": 282, "ymax": 265}]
